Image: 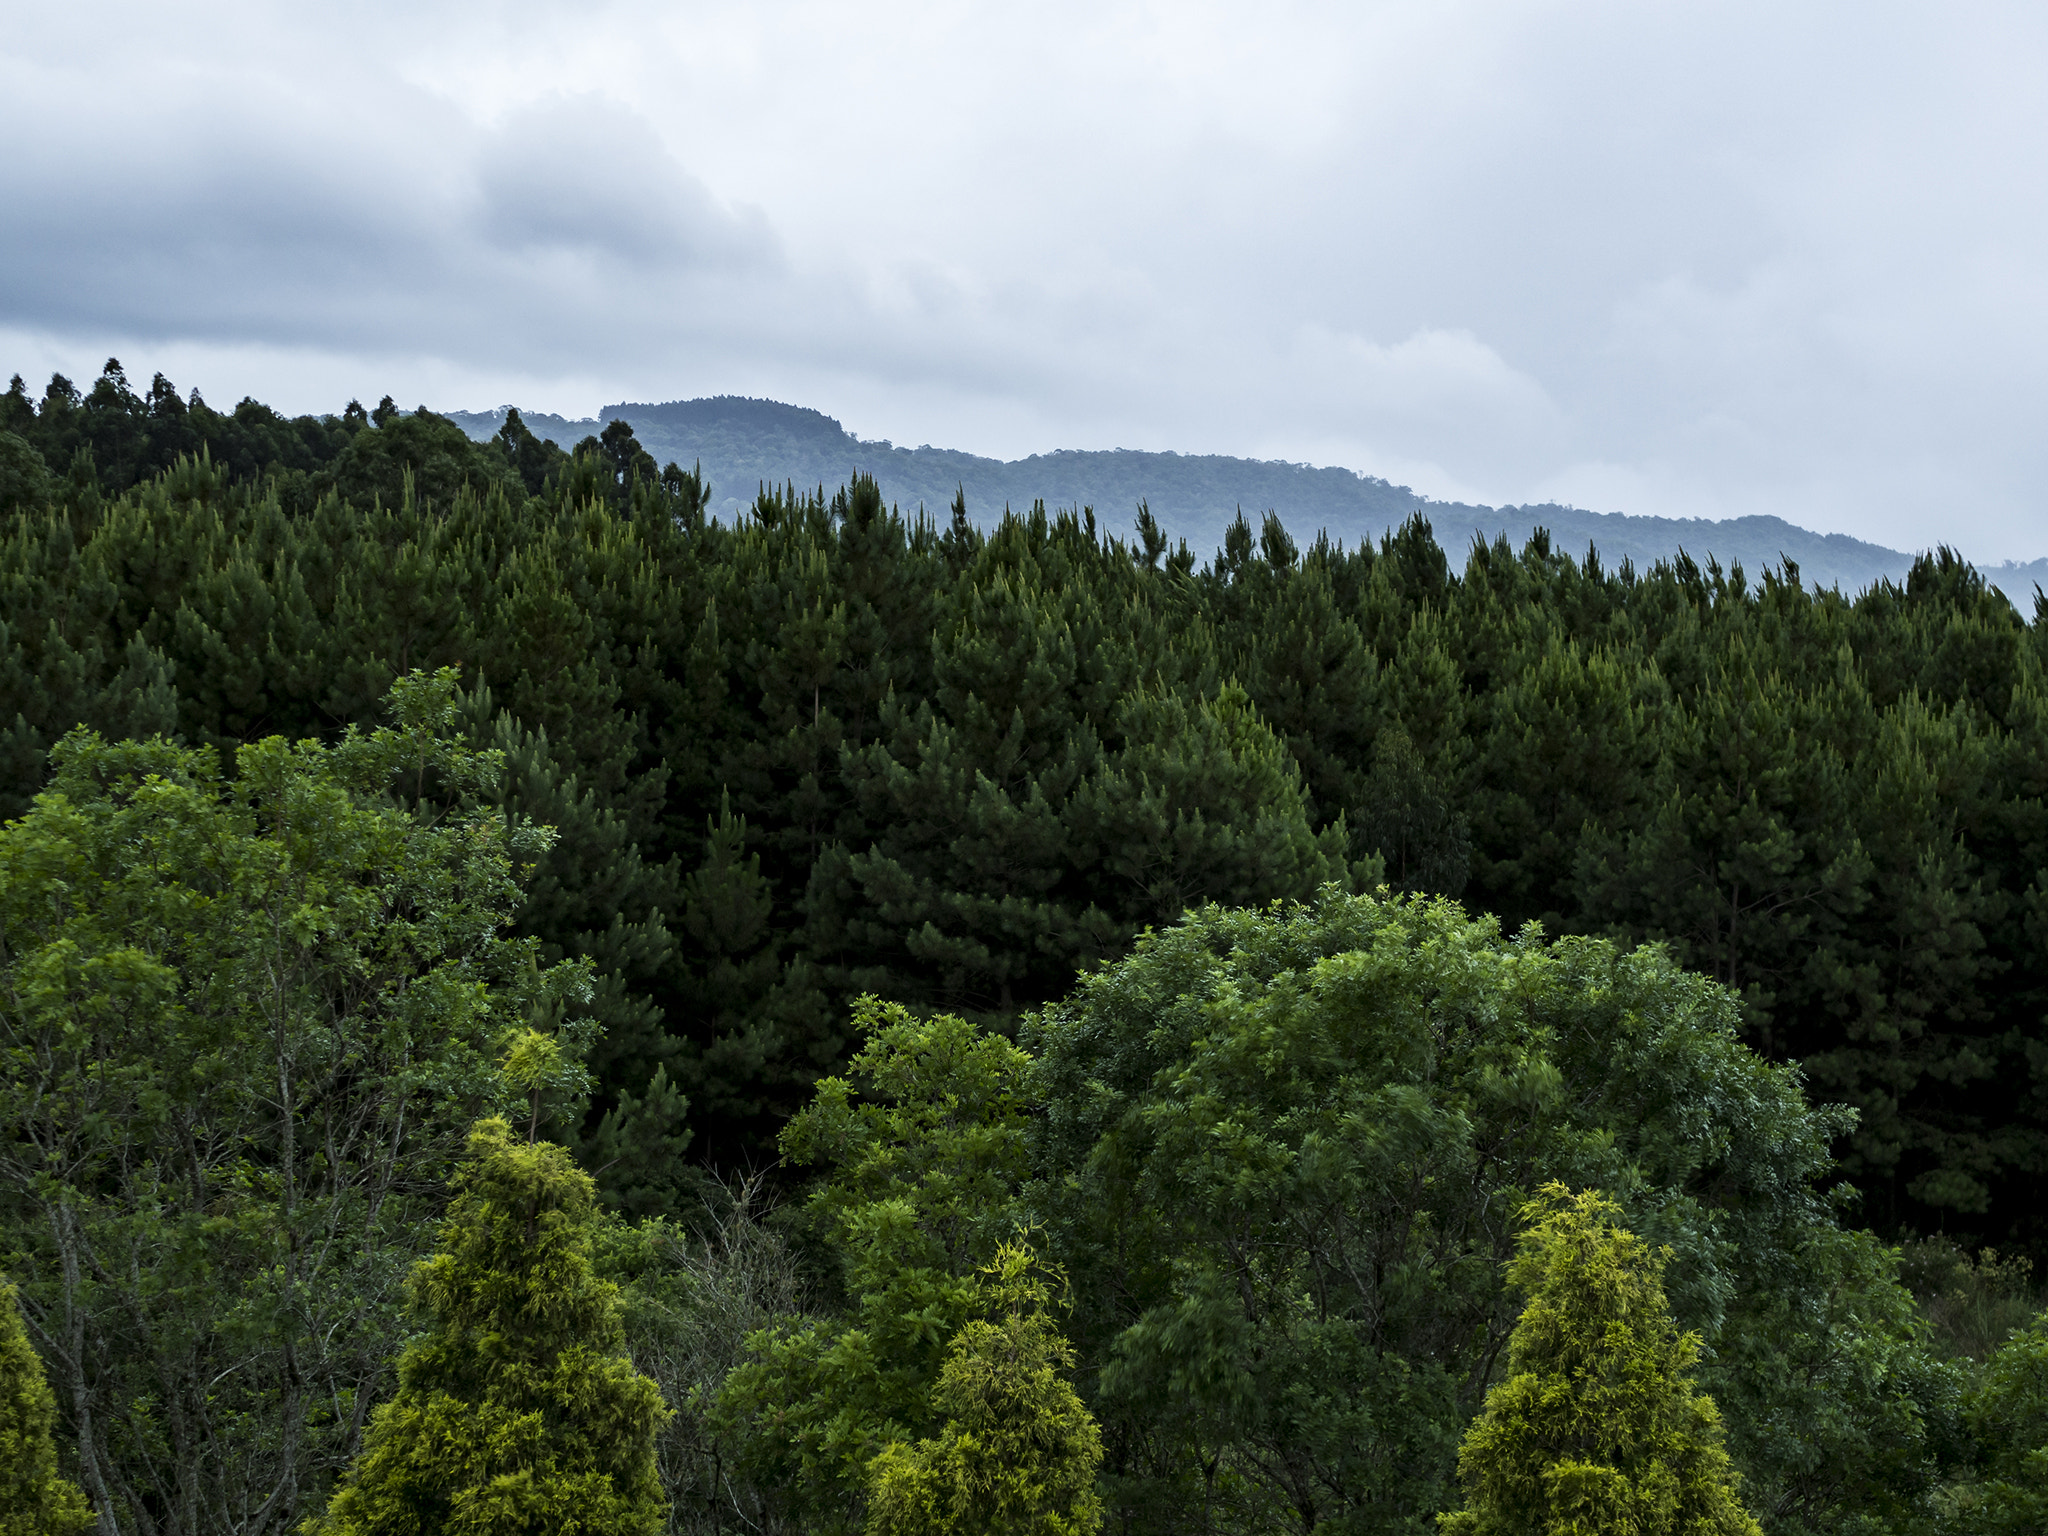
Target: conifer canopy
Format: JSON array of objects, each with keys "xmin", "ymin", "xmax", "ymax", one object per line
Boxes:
[
  {"xmin": 305, "ymin": 1118, "xmax": 670, "ymax": 1536},
  {"xmin": 0, "ymin": 1276, "xmax": 92, "ymax": 1536},
  {"xmin": 1439, "ymin": 1185, "xmax": 1761, "ymax": 1536}
]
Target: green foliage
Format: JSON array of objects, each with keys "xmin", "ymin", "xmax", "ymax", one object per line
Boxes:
[
  {"xmin": 1439, "ymin": 1185, "xmax": 1760, "ymax": 1536},
  {"xmin": 866, "ymin": 1244, "xmax": 1104, "ymax": 1536},
  {"xmin": 1963, "ymin": 1309, "xmax": 2048, "ymax": 1535},
  {"xmin": 0, "ymin": 431, "xmax": 50, "ymax": 517},
  {"xmin": 597, "ymin": 1177, "xmax": 808, "ymax": 1536},
  {"xmin": 0, "ymin": 1275, "xmax": 92, "ymax": 1536},
  {"xmin": 1897, "ymin": 1239, "xmax": 2040, "ymax": 1360},
  {"xmin": 496, "ymin": 408, "xmax": 571, "ymax": 497},
  {"xmin": 315, "ymin": 406, "xmax": 516, "ymax": 513},
  {"xmin": 4, "ymin": 365, "xmax": 2048, "ymax": 1532},
  {"xmin": 7, "ymin": 373, "xmax": 2048, "ymax": 1257},
  {"xmin": 715, "ymin": 999, "xmax": 1035, "ymax": 1531},
  {"xmin": 1025, "ymin": 889, "xmax": 1942, "ymax": 1536},
  {"xmin": 0, "ymin": 670, "xmax": 586, "ymax": 1531},
  {"xmin": 1354, "ymin": 720, "xmax": 1469, "ymax": 895},
  {"xmin": 307, "ymin": 1118, "xmax": 669, "ymax": 1536},
  {"xmin": 1711, "ymin": 1224, "xmax": 1960, "ymax": 1536},
  {"xmin": 778, "ymin": 997, "xmax": 1034, "ymax": 1257},
  {"xmin": 0, "ymin": 360, "xmax": 358, "ymax": 501}
]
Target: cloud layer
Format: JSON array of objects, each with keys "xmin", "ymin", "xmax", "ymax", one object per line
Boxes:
[{"xmin": 5, "ymin": 1, "xmax": 2046, "ymax": 557}]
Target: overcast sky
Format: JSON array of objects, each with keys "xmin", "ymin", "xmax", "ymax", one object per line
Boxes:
[{"xmin": 5, "ymin": 1, "xmax": 2046, "ymax": 557}]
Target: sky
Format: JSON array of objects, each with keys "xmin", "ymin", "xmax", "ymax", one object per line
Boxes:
[{"xmin": 4, "ymin": 1, "xmax": 2047, "ymax": 559}]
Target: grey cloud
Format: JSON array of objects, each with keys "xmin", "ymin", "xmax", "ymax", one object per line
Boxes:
[
  {"xmin": 0, "ymin": 56, "xmax": 785, "ymax": 373},
  {"xmin": 471, "ymin": 95, "xmax": 773, "ymax": 267},
  {"xmin": 6, "ymin": 2, "xmax": 2048, "ymax": 560}
]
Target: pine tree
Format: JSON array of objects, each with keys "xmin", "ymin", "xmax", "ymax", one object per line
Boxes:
[
  {"xmin": 1439, "ymin": 1186, "xmax": 1760, "ymax": 1536},
  {"xmin": 0, "ymin": 1277, "xmax": 92, "ymax": 1536},
  {"xmin": 305, "ymin": 1119, "xmax": 670, "ymax": 1536},
  {"xmin": 1354, "ymin": 721, "xmax": 1469, "ymax": 897}
]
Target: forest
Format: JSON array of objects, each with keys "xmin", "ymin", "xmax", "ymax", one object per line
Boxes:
[
  {"xmin": 1, "ymin": 358, "xmax": 2045, "ymax": 1536},
  {"xmin": 440, "ymin": 395, "xmax": 1948, "ymax": 593}
]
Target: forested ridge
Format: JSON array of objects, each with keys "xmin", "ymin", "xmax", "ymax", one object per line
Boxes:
[
  {"xmin": 3, "ymin": 359, "xmax": 2048, "ymax": 1536},
  {"xmin": 444, "ymin": 395, "xmax": 1991, "ymax": 595}
]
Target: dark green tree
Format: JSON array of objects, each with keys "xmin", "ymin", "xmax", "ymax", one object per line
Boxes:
[
  {"xmin": 0, "ymin": 430, "xmax": 50, "ymax": 515},
  {"xmin": 1353, "ymin": 720, "xmax": 1469, "ymax": 896},
  {"xmin": 496, "ymin": 408, "xmax": 569, "ymax": 497},
  {"xmin": 316, "ymin": 407, "xmax": 516, "ymax": 513}
]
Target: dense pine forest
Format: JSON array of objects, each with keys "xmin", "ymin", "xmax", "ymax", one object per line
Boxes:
[
  {"xmin": 444, "ymin": 396, "xmax": 1988, "ymax": 595},
  {"xmin": 3, "ymin": 359, "xmax": 2047, "ymax": 1536}
]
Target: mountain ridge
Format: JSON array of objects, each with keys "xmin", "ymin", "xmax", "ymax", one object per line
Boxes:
[{"xmin": 444, "ymin": 396, "xmax": 2048, "ymax": 602}]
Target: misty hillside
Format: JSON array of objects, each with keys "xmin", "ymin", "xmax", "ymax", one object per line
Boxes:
[{"xmin": 446, "ymin": 396, "xmax": 2048, "ymax": 601}]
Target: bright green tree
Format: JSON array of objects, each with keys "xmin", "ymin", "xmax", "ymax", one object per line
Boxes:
[
  {"xmin": 0, "ymin": 1276, "xmax": 91, "ymax": 1536},
  {"xmin": 1966, "ymin": 1309, "xmax": 2048, "ymax": 1534},
  {"xmin": 715, "ymin": 998, "xmax": 1036, "ymax": 1532},
  {"xmin": 866, "ymin": 1244, "xmax": 1103, "ymax": 1536},
  {"xmin": 1439, "ymin": 1185, "xmax": 1760, "ymax": 1536},
  {"xmin": 304, "ymin": 1116, "xmax": 669, "ymax": 1536}
]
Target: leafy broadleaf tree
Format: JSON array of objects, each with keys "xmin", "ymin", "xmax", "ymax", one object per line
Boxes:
[
  {"xmin": 716, "ymin": 999, "xmax": 1035, "ymax": 1533},
  {"xmin": 1026, "ymin": 890, "xmax": 1942, "ymax": 1536},
  {"xmin": 305, "ymin": 1117, "xmax": 670, "ymax": 1536},
  {"xmin": 0, "ymin": 670, "xmax": 586, "ymax": 1534},
  {"xmin": 1964, "ymin": 1309, "xmax": 2048, "ymax": 1534},
  {"xmin": 1439, "ymin": 1185, "xmax": 1760, "ymax": 1536},
  {"xmin": 0, "ymin": 1275, "xmax": 92, "ymax": 1536},
  {"xmin": 867, "ymin": 1243, "xmax": 1103, "ymax": 1536}
]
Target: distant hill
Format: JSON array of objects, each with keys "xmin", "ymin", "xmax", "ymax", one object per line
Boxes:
[{"xmin": 444, "ymin": 396, "xmax": 2048, "ymax": 602}]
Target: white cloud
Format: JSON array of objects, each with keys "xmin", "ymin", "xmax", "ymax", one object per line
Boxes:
[{"xmin": 4, "ymin": 1, "xmax": 2048, "ymax": 558}]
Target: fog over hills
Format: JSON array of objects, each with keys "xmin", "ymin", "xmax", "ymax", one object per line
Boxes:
[{"xmin": 447, "ymin": 397, "xmax": 2048, "ymax": 603}]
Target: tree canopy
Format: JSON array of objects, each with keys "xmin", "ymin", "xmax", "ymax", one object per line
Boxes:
[
  {"xmin": 1440, "ymin": 1186, "xmax": 1761, "ymax": 1536},
  {"xmin": 0, "ymin": 670, "xmax": 589, "ymax": 1533},
  {"xmin": 0, "ymin": 362, "xmax": 2041, "ymax": 1536},
  {"xmin": 5, "ymin": 363, "xmax": 2044, "ymax": 1257},
  {"xmin": 306, "ymin": 1118, "xmax": 669, "ymax": 1536}
]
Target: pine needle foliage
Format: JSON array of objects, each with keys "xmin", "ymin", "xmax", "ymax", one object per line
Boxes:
[
  {"xmin": 865, "ymin": 1244, "xmax": 1103, "ymax": 1536},
  {"xmin": 0, "ymin": 1276, "xmax": 92, "ymax": 1536},
  {"xmin": 304, "ymin": 1118, "xmax": 670, "ymax": 1536},
  {"xmin": 8, "ymin": 366, "xmax": 2048, "ymax": 1252},
  {"xmin": 1440, "ymin": 1185, "xmax": 1761, "ymax": 1536}
]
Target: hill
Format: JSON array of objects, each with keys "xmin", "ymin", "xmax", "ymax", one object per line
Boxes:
[{"xmin": 445, "ymin": 396, "xmax": 2048, "ymax": 601}]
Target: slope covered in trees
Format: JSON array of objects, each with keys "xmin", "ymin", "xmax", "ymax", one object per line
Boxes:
[
  {"xmin": 5, "ymin": 360, "xmax": 2045, "ymax": 1252},
  {"xmin": 4, "ymin": 358, "xmax": 2048, "ymax": 1534},
  {"xmin": 443, "ymin": 395, "xmax": 2046, "ymax": 597}
]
